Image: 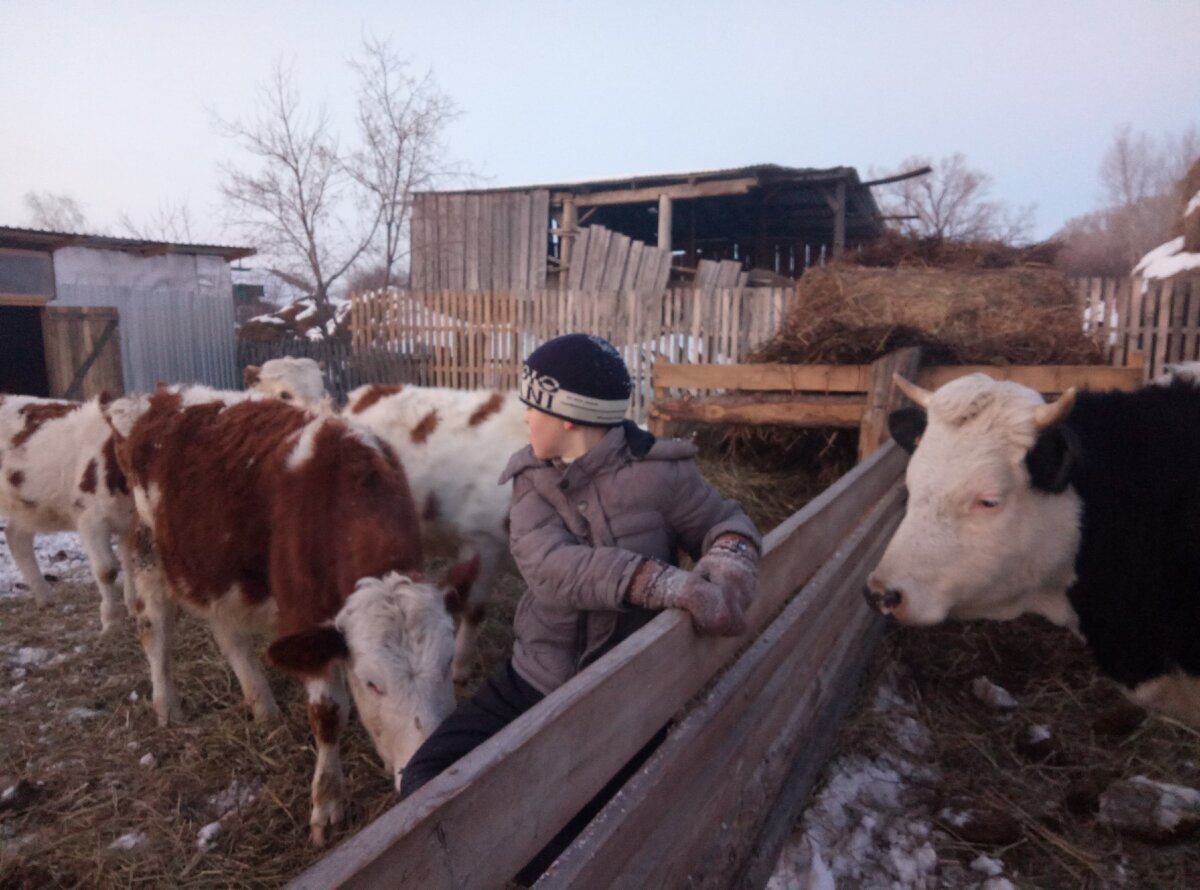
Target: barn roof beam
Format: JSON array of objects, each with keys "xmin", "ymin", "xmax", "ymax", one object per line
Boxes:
[{"xmin": 557, "ymin": 177, "xmax": 758, "ymax": 208}]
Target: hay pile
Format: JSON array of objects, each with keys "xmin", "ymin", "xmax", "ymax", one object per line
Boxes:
[{"xmin": 753, "ymin": 264, "xmax": 1103, "ymax": 367}]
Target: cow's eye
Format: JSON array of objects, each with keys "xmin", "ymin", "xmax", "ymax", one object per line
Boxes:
[
  {"xmin": 975, "ymin": 495, "xmax": 1003, "ymax": 511},
  {"xmin": 280, "ymin": 392, "xmax": 294, "ymax": 401},
  {"xmin": 365, "ymin": 679, "xmax": 384, "ymax": 695}
]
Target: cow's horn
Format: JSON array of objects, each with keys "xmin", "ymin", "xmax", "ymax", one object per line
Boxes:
[
  {"xmin": 1033, "ymin": 387, "xmax": 1077, "ymax": 430},
  {"xmin": 892, "ymin": 374, "xmax": 932, "ymax": 410}
]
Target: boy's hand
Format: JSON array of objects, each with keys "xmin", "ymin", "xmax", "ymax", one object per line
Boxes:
[
  {"xmin": 627, "ymin": 561, "xmax": 746, "ymax": 636},
  {"xmin": 695, "ymin": 534, "xmax": 759, "ymax": 613}
]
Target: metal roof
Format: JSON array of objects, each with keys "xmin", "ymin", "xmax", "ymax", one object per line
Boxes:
[{"xmin": 0, "ymin": 225, "xmax": 256, "ymax": 262}]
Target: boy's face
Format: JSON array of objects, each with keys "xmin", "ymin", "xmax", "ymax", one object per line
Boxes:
[{"xmin": 524, "ymin": 406, "xmax": 571, "ymax": 460}]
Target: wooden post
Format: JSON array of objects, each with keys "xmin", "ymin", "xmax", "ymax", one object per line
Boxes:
[
  {"xmin": 832, "ymin": 179, "xmax": 846, "ymax": 259},
  {"xmin": 657, "ymin": 194, "xmax": 673, "ymax": 255},
  {"xmin": 560, "ymin": 199, "xmax": 576, "ymax": 288},
  {"xmin": 858, "ymin": 347, "xmax": 922, "ymax": 461}
]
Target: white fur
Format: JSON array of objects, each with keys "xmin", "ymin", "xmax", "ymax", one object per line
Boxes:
[
  {"xmin": 0, "ymin": 395, "xmax": 136, "ymax": 632},
  {"xmin": 345, "ymin": 385, "xmax": 527, "ymax": 680},
  {"xmin": 868, "ymin": 374, "xmax": 1082, "ymax": 628},
  {"xmin": 249, "ymin": 357, "xmax": 334, "ymax": 414},
  {"xmin": 1155, "ymin": 361, "xmax": 1200, "ymax": 386}
]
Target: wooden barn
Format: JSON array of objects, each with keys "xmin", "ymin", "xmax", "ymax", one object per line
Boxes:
[
  {"xmin": 411, "ymin": 164, "xmax": 887, "ymax": 293},
  {"xmin": 0, "ymin": 226, "xmax": 254, "ymax": 399}
]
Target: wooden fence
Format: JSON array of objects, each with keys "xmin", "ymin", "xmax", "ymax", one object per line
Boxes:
[
  {"xmin": 287, "ymin": 439, "xmax": 908, "ymax": 890},
  {"xmin": 349, "ymin": 287, "xmax": 789, "ymax": 420},
  {"xmin": 1077, "ymin": 274, "xmax": 1200, "ymax": 378}
]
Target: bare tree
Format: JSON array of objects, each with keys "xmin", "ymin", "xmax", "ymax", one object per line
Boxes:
[
  {"xmin": 118, "ymin": 199, "xmax": 196, "ymax": 243},
  {"xmin": 872, "ymin": 153, "xmax": 1035, "ymax": 243},
  {"xmin": 215, "ymin": 61, "xmax": 379, "ymax": 308},
  {"xmin": 345, "ymin": 36, "xmax": 463, "ymax": 289},
  {"xmin": 1058, "ymin": 124, "xmax": 1199, "ymax": 275},
  {"xmin": 24, "ymin": 191, "xmax": 87, "ymax": 232}
]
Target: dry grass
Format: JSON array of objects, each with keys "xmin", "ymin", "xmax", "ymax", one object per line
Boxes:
[{"xmin": 825, "ymin": 616, "xmax": 1200, "ymax": 889}]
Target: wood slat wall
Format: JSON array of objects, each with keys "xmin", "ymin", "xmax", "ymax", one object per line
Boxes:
[
  {"xmin": 350, "ymin": 287, "xmax": 789, "ymax": 420},
  {"xmin": 411, "ymin": 191, "xmax": 550, "ymax": 290}
]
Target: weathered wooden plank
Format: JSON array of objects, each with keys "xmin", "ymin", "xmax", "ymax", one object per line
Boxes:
[
  {"xmin": 491, "ymin": 194, "xmax": 510, "ymax": 289},
  {"xmin": 623, "ymin": 240, "xmax": 644, "ymax": 292},
  {"xmin": 529, "ymin": 189, "xmax": 550, "ymax": 289},
  {"xmin": 514, "ymin": 192, "xmax": 533, "ymax": 291},
  {"xmin": 567, "ymin": 227, "xmax": 589, "ymax": 291},
  {"xmin": 286, "ymin": 444, "xmax": 906, "ymax": 890},
  {"xmin": 581, "ymin": 226, "xmax": 611, "ymax": 293},
  {"xmin": 447, "ymin": 194, "xmax": 467, "ymax": 289},
  {"xmin": 654, "ymin": 362, "xmax": 873, "ymax": 394},
  {"xmin": 464, "ymin": 194, "xmax": 481, "ymax": 290},
  {"xmin": 478, "ymin": 194, "xmax": 495, "ymax": 290},
  {"xmin": 410, "ymin": 195, "xmax": 427, "ymax": 290},
  {"xmin": 649, "ymin": 393, "xmax": 865, "ymax": 428},
  {"xmin": 917, "ymin": 363, "xmax": 1145, "ymax": 393},
  {"xmin": 536, "ymin": 484, "xmax": 902, "ymax": 890},
  {"xmin": 859, "ymin": 347, "xmax": 922, "ymax": 461},
  {"xmin": 600, "ymin": 233, "xmax": 632, "ymax": 293}
]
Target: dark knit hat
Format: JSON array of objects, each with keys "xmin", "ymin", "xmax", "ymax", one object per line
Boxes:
[{"xmin": 520, "ymin": 333, "xmax": 632, "ymax": 426}]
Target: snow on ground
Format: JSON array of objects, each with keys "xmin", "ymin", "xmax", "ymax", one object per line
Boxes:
[{"xmin": 768, "ymin": 668, "xmax": 1017, "ymax": 890}]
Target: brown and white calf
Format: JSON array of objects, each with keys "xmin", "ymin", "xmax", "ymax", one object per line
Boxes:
[
  {"xmin": 105, "ymin": 386, "xmax": 475, "ymax": 844},
  {"xmin": 0, "ymin": 393, "xmax": 135, "ymax": 632},
  {"xmin": 344, "ymin": 384, "xmax": 527, "ymax": 681},
  {"xmin": 246, "ymin": 358, "xmax": 527, "ymax": 683}
]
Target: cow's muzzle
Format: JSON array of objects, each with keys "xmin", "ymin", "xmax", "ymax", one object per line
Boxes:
[{"xmin": 862, "ymin": 580, "xmax": 902, "ymax": 614}]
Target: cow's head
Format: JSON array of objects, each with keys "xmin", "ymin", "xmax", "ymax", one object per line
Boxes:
[
  {"xmin": 247, "ymin": 357, "xmax": 333, "ymax": 414},
  {"xmin": 268, "ymin": 558, "xmax": 478, "ymax": 789},
  {"xmin": 865, "ymin": 373, "xmax": 1083, "ymax": 628}
]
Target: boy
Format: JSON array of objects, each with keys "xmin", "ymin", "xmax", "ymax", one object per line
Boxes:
[{"xmin": 400, "ymin": 332, "xmax": 761, "ymax": 799}]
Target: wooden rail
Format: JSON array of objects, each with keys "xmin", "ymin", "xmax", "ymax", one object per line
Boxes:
[
  {"xmin": 287, "ymin": 443, "xmax": 908, "ymax": 890},
  {"xmin": 649, "ymin": 353, "xmax": 1148, "ymax": 442}
]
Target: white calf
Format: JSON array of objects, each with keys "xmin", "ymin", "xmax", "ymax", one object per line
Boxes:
[
  {"xmin": 0, "ymin": 394, "xmax": 135, "ymax": 632},
  {"xmin": 346, "ymin": 384, "xmax": 527, "ymax": 681}
]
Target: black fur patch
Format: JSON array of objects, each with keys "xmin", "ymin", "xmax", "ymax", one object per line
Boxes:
[{"xmin": 887, "ymin": 407, "xmax": 927, "ymax": 453}]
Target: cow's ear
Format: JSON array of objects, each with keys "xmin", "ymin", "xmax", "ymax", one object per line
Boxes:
[
  {"xmin": 441, "ymin": 554, "xmax": 481, "ymax": 617},
  {"xmin": 888, "ymin": 407, "xmax": 927, "ymax": 453},
  {"xmin": 243, "ymin": 365, "xmax": 262, "ymax": 388},
  {"xmin": 268, "ymin": 625, "xmax": 349, "ymax": 676},
  {"xmin": 1025, "ymin": 426, "xmax": 1079, "ymax": 493}
]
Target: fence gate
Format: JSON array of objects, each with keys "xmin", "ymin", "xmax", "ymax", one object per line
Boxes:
[{"xmin": 41, "ymin": 305, "xmax": 125, "ymax": 399}]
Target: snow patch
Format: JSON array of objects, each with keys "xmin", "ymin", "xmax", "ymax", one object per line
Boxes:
[
  {"xmin": 109, "ymin": 831, "xmax": 147, "ymax": 851},
  {"xmin": 971, "ymin": 676, "xmax": 1018, "ymax": 710}
]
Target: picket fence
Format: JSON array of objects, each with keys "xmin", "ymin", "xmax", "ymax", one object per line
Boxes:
[
  {"xmin": 348, "ymin": 287, "xmax": 789, "ymax": 420},
  {"xmin": 1077, "ymin": 273, "xmax": 1200, "ymax": 378}
]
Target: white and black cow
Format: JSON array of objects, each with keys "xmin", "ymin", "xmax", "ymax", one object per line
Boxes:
[
  {"xmin": 105, "ymin": 385, "xmax": 476, "ymax": 844},
  {"xmin": 866, "ymin": 373, "xmax": 1200, "ymax": 726},
  {"xmin": 0, "ymin": 393, "xmax": 135, "ymax": 632}
]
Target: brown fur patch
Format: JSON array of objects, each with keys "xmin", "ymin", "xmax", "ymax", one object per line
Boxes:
[
  {"xmin": 468, "ymin": 393, "xmax": 504, "ymax": 427},
  {"xmin": 98, "ymin": 566, "xmax": 118, "ymax": 584},
  {"xmin": 101, "ymin": 436, "xmax": 128, "ymax": 495},
  {"xmin": 349, "ymin": 384, "xmax": 404, "ymax": 415},
  {"xmin": 307, "ymin": 697, "xmax": 342, "ymax": 744},
  {"xmin": 466, "ymin": 603, "xmax": 488, "ymax": 626},
  {"xmin": 80, "ymin": 459, "xmax": 98, "ymax": 494},
  {"xmin": 13, "ymin": 402, "xmax": 81, "ymax": 448},
  {"xmin": 423, "ymin": 491, "xmax": 439, "ymax": 522},
  {"xmin": 411, "ymin": 410, "xmax": 439, "ymax": 443},
  {"xmin": 8, "ymin": 470, "xmax": 25, "ymax": 489},
  {"xmin": 242, "ymin": 365, "xmax": 261, "ymax": 388}
]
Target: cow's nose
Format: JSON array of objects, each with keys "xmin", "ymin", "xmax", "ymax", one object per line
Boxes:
[{"xmin": 863, "ymin": 579, "xmax": 902, "ymax": 613}]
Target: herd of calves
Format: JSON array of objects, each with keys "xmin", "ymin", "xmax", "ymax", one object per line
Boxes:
[
  {"xmin": 0, "ymin": 357, "xmax": 526, "ymax": 845},
  {"xmin": 6, "ymin": 358, "xmax": 1200, "ymax": 847}
]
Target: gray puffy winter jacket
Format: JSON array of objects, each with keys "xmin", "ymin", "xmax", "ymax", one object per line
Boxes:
[{"xmin": 499, "ymin": 424, "xmax": 761, "ymax": 694}]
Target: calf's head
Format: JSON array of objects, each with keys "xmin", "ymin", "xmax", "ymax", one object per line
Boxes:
[
  {"xmin": 865, "ymin": 374, "xmax": 1083, "ymax": 626},
  {"xmin": 246, "ymin": 357, "xmax": 333, "ymax": 413},
  {"xmin": 268, "ymin": 558, "xmax": 478, "ymax": 789}
]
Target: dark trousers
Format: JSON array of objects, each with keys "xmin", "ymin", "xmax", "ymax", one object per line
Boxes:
[
  {"xmin": 399, "ymin": 658, "xmax": 666, "ymax": 886},
  {"xmin": 400, "ymin": 658, "xmax": 544, "ymax": 798}
]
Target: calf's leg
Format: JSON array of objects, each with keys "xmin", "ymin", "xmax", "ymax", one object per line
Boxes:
[
  {"xmin": 5, "ymin": 524, "xmax": 51, "ymax": 606},
  {"xmin": 208, "ymin": 602, "xmax": 279, "ymax": 723},
  {"xmin": 78, "ymin": 519, "xmax": 124, "ymax": 634},
  {"xmin": 131, "ymin": 525, "xmax": 183, "ymax": 724},
  {"xmin": 304, "ymin": 668, "xmax": 350, "ymax": 846}
]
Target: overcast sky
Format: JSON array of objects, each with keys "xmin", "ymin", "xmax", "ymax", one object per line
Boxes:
[{"xmin": 3, "ymin": 0, "xmax": 1198, "ymax": 250}]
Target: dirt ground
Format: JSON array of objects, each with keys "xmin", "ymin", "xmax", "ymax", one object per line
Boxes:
[{"xmin": 2, "ymin": 447, "xmax": 1198, "ymax": 888}]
